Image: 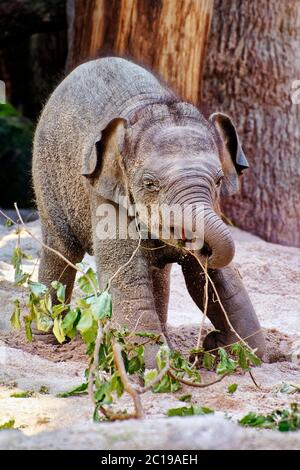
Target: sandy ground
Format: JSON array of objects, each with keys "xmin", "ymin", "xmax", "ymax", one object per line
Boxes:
[{"xmin": 0, "ymin": 219, "xmax": 299, "ymax": 449}]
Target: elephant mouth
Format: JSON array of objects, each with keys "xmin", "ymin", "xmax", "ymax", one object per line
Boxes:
[
  {"xmin": 200, "ymin": 243, "xmax": 213, "ymax": 257},
  {"xmin": 168, "ymin": 227, "xmax": 212, "ymax": 256}
]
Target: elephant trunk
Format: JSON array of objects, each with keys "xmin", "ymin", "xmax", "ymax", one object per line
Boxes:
[
  {"xmin": 181, "ymin": 203, "xmax": 235, "ymax": 269},
  {"xmin": 166, "ymin": 182, "xmax": 235, "ymax": 269},
  {"xmin": 200, "ymin": 207, "xmax": 235, "ymax": 269}
]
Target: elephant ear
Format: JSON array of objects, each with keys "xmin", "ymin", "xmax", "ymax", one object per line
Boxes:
[
  {"xmin": 209, "ymin": 112, "xmax": 249, "ymax": 197},
  {"xmin": 81, "ymin": 118, "xmax": 129, "ymax": 204}
]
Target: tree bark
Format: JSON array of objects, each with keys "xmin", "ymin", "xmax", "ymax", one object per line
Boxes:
[
  {"xmin": 203, "ymin": 0, "xmax": 300, "ymax": 247},
  {"xmin": 66, "ymin": 0, "xmax": 213, "ymax": 103}
]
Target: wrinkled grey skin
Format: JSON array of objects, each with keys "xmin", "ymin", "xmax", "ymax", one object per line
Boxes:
[{"xmin": 32, "ymin": 58, "xmax": 265, "ymax": 362}]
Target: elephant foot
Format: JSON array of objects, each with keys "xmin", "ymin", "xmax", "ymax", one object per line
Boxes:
[{"xmin": 203, "ymin": 329, "xmax": 266, "ymax": 359}]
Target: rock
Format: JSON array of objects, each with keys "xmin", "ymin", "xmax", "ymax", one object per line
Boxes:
[{"xmin": 0, "ymin": 415, "xmax": 299, "ymax": 450}]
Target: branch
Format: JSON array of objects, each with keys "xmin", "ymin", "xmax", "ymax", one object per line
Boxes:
[
  {"xmin": 188, "ymin": 249, "xmax": 254, "ymax": 351},
  {"xmin": 140, "ymin": 357, "xmax": 170, "ymax": 394},
  {"xmin": 193, "ymin": 257, "xmax": 209, "ymax": 366},
  {"xmin": 168, "ymin": 368, "xmax": 230, "ymax": 388},
  {"xmin": 107, "ymin": 236, "xmax": 141, "ymax": 290},
  {"xmin": 112, "ymin": 342, "xmax": 145, "ymax": 419},
  {"xmin": 2, "ymin": 205, "xmax": 81, "ymax": 274}
]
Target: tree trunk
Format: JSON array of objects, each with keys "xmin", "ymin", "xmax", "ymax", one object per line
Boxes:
[
  {"xmin": 203, "ymin": 0, "xmax": 300, "ymax": 247},
  {"xmin": 66, "ymin": 0, "xmax": 213, "ymax": 103}
]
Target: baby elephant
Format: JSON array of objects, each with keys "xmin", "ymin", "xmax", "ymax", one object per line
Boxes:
[{"xmin": 32, "ymin": 57, "xmax": 265, "ymax": 360}]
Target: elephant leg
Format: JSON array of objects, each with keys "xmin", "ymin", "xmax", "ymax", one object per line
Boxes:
[
  {"xmin": 35, "ymin": 226, "xmax": 84, "ymax": 340},
  {"xmin": 151, "ymin": 264, "xmax": 171, "ymax": 338},
  {"xmin": 39, "ymin": 245, "xmax": 84, "ymax": 304},
  {"xmin": 93, "ymin": 237, "xmax": 165, "ymax": 367},
  {"xmin": 181, "ymin": 256, "xmax": 265, "ymax": 357}
]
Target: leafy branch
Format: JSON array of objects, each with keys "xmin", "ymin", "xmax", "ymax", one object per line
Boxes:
[{"xmin": 3, "ymin": 207, "xmax": 263, "ymax": 422}]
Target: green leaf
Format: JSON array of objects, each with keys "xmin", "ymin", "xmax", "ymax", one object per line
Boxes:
[
  {"xmin": 178, "ymin": 394, "xmax": 192, "ymax": 403},
  {"xmin": 0, "ymin": 419, "xmax": 15, "ymax": 430},
  {"xmin": 231, "ymin": 343, "xmax": 248, "ymax": 370},
  {"xmin": 10, "ymin": 390, "xmax": 34, "ymax": 398},
  {"xmin": 76, "ymin": 309, "xmax": 93, "ymax": 333},
  {"xmin": 144, "ymin": 369, "xmax": 158, "ymax": 386},
  {"xmin": 93, "ymin": 403, "xmax": 102, "ymax": 422},
  {"xmin": 127, "ymin": 350, "xmax": 144, "ymax": 374},
  {"xmin": 29, "ymin": 281, "xmax": 48, "ymax": 298},
  {"xmin": 76, "ymin": 309, "xmax": 97, "ymax": 344},
  {"xmin": 231, "ymin": 343, "xmax": 262, "ymax": 370},
  {"xmin": 239, "ymin": 404, "xmax": 300, "ymax": 432},
  {"xmin": 11, "ymin": 246, "xmax": 32, "ymax": 285},
  {"xmin": 53, "ymin": 316, "xmax": 65, "ymax": 344},
  {"xmin": 51, "ymin": 303, "xmax": 69, "ymax": 318},
  {"xmin": 62, "ymin": 308, "xmax": 80, "ymax": 338},
  {"xmin": 57, "ymin": 382, "xmax": 88, "ymax": 398},
  {"xmin": 39, "ymin": 293, "xmax": 52, "ymax": 313},
  {"xmin": 144, "ymin": 367, "xmax": 180, "ymax": 393},
  {"xmin": 171, "ymin": 350, "xmax": 202, "ymax": 382},
  {"xmin": 94, "ymin": 382, "xmax": 113, "ymax": 405},
  {"xmin": 153, "ymin": 374, "xmax": 180, "ymax": 393},
  {"xmin": 244, "ymin": 348, "xmax": 262, "ymax": 367},
  {"xmin": 90, "ymin": 290, "xmax": 112, "ymax": 320},
  {"xmin": 39, "ymin": 386, "xmax": 49, "ymax": 394},
  {"xmin": 77, "ymin": 267, "xmax": 99, "ymax": 295},
  {"xmin": 15, "ymin": 272, "xmax": 31, "ymax": 286},
  {"xmin": 51, "ymin": 281, "xmax": 66, "ymax": 303},
  {"xmin": 203, "ymin": 351, "xmax": 216, "ymax": 370},
  {"xmin": 35, "ymin": 309, "xmax": 53, "ymax": 333},
  {"xmin": 110, "ymin": 373, "xmax": 124, "ymax": 398},
  {"xmin": 216, "ymin": 348, "xmax": 237, "ymax": 375},
  {"xmin": 10, "ymin": 299, "xmax": 21, "ymax": 329},
  {"xmin": 5, "ymin": 219, "xmax": 13, "ymax": 228},
  {"xmin": 156, "ymin": 345, "xmax": 171, "ymax": 371},
  {"xmin": 228, "ymin": 383, "xmax": 238, "ymax": 394},
  {"xmin": 135, "ymin": 331, "xmax": 162, "ymax": 342},
  {"xmin": 239, "ymin": 412, "xmax": 275, "ymax": 429},
  {"xmin": 167, "ymin": 405, "xmax": 214, "ymax": 417},
  {"xmin": 24, "ymin": 315, "xmax": 32, "ymax": 341}
]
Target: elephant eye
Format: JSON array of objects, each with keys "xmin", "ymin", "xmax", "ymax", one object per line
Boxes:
[
  {"xmin": 215, "ymin": 174, "xmax": 224, "ymax": 187},
  {"xmin": 143, "ymin": 175, "xmax": 160, "ymax": 192}
]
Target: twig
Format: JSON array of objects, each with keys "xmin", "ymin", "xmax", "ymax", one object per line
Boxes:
[
  {"xmin": 158, "ymin": 237, "xmax": 254, "ymax": 352},
  {"xmin": 192, "ymin": 257, "xmax": 209, "ymax": 367},
  {"xmin": 126, "ymin": 311, "xmax": 147, "ymax": 339},
  {"xmin": 112, "ymin": 341, "xmax": 145, "ymax": 419},
  {"xmin": 168, "ymin": 368, "xmax": 230, "ymax": 388},
  {"xmin": 188, "ymin": 249, "xmax": 254, "ymax": 351},
  {"xmin": 140, "ymin": 356, "xmax": 170, "ymax": 393},
  {"xmin": 0, "ymin": 206, "xmax": 81, "ymax": 274},
  {"xmin": 107, "ymin": 237, "xmax": 142, "ymax": 290},
  {"xmin": 12, "ymin": 205, "xmax": 98, "ymax": 296},
  {"xmin": 248, "ymin": 370, "xmax": 261, "ymax": 389},
  {"xmin": 88, "ymin": 321, "xmax": 104, "ymax": 403},
  {"xmin": 204, "ymin": 329, "xmax": 263, "ymax": 355}
]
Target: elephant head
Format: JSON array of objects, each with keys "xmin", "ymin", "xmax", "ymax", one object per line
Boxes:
[{"xmin": 81, "ymin": 101, "xmax": 248, "ymax": 269}]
